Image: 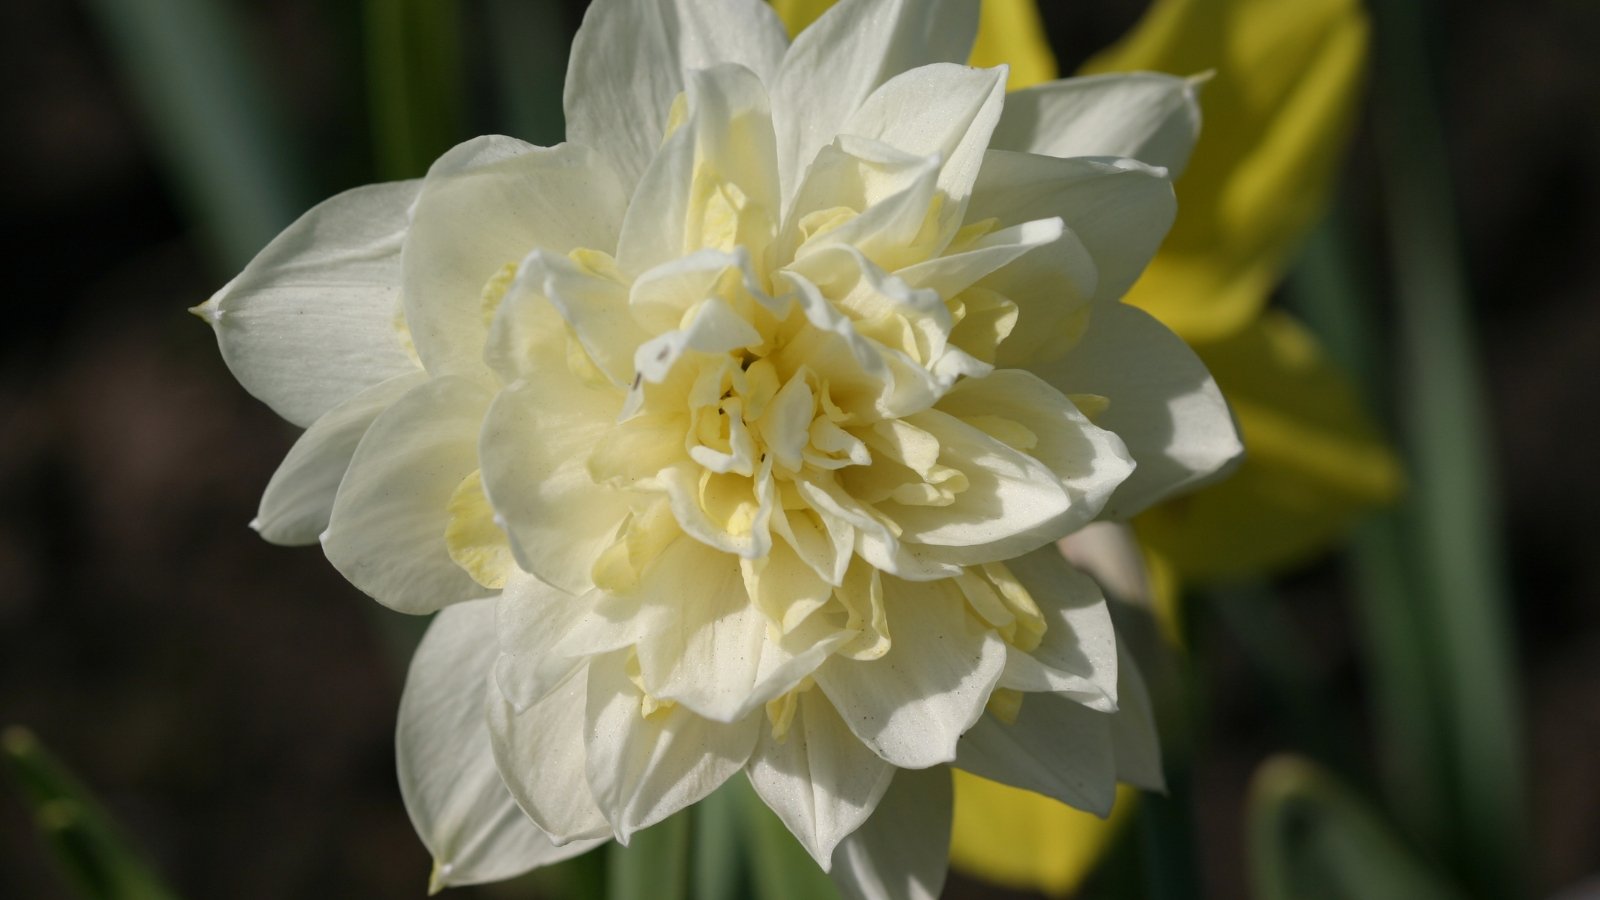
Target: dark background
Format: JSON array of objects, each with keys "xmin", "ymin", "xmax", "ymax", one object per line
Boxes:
[{"xmin": 2, "ymin": 0, "xmax": 1597, "ymax": 897}]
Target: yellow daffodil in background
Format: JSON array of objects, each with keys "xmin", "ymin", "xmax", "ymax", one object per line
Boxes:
[{"xmin": 774, "ymin": 0, "xmax": 1400, "ymax": 894}]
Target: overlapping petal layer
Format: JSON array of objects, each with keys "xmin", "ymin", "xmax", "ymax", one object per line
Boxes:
[{"xmin": 201, "ymin": 0, "xmax": 1244, "ymax": 893}]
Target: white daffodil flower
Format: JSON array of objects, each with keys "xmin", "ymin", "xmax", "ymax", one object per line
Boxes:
[{"xmin": 197, "ymin": 0, "xmax": 1241, "ymax": 895}]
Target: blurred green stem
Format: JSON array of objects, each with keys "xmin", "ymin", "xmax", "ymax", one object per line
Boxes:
[
  {"xmin": 364, "ymin": 0, "xmax": 465, "ymax": 180},
  {"xmin": 3, "ymin": 727, "xmax": 180, "ymax": 900},
  {"xmin": 81, "ymin": 0, "xmax": 309, "ymax": 268},
  {"xmin": 607, "ymin": 812, "xmax": 690, "ymax": 900},
  {"xmin": 1371, "ymin": 0, "xmax": 1528, "ymax": 895}
]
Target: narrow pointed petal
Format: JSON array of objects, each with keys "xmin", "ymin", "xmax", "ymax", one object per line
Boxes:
[
  {"xmin": 1031, "ymin": 301, "xmax": 1243, "ymax": 517},
  {"xmin": 398, "ymin": 600, "xmax": 603, "ymax": 890},
  {"xmin": 772, "ymin": 0, "xmax": 980, "ymax": 201},
  {"xmin": 583, "ymin": 653, "xmax": 761, "ymax": 842},
  {"xmin": 746, "ymin": 691, "xmax": 895, "ymax": 868},
  {"xmin": 253, "ymin": 371, "xmax": 425, "ymax": 545},
  {"xmin": 322, "ymin": 376, "xmax": 492, "ymax": 613},
  {"xmin": 565, "ymin": 0, "xmax": 789, "ymax": 193},
  {"xmin": 955, "ymin": 693, "xmax": 1118, "ymax": 817},
  {"xmin": 201, "ymin": 181, "xmax": 422, "ymax": 427},
  {"xmin": 815, "ymin": 576, "xmax": 1005, "ymax": 768},
  {"xmin": 829, "ymin": 765, "xmax": 953, "ymax": 900},
  {"xmin": 991, "ymin": 72, "xmax": 1203, "ymax": 176}
]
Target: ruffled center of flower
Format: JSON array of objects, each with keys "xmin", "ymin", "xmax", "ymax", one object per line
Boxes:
[{"xmin": 455, "ymin": 62, "xmax": 1137, "ymax": 721}]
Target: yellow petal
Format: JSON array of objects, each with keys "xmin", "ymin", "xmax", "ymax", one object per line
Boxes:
[
  {"xmin": 950, "ymin": 772, "xmax": 1136, "ymax": 896},
  {"xmin": 1082, "ymin": 0, "xmax": 1370, "ymax": 342},
  {"xmin": 1135, "ymin": 311, "xmax": 1404, "ymax": 581},
  {"xmin": 969, "ymin": 0, "xmax": 1058, "ymax": 90},
  {"xmin": 772, "ymin": 0, "xmax": 1059, "ymax": 90}
]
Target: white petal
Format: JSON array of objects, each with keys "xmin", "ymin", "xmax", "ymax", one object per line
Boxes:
[
  {"xmin": 895, "ymin": 217, "xmax": 1064, "ymax": 299},
  {"xmin": 1030, "ymin": 301, "xmax": 1244, "ymax": 517},
  {"xmin": 745, "ymin": 692, "xmax": 895, "ymax": 869},
  {"xmin": 493, "ymin": 574, "xmax": 594, "ymax": 712},
  {"xmin": 200, "ymin": 181, "xmax": 422, "ymax": 428},
  {"xmin": 997, "ymin": 546, "xmax": 1119, "ymax": 709},
  {"xmin": 991, "ymin": 72, "xmax": 1203, "ymax": 177},
  {"xmin": 954, "ymin": 693, "xmax": 1118, "ymax": 817},
  {"xmin": 1058, "ymin": 521, "xmax": 1149, "ymax": 606},
  {"xmin": 935, "ymin": 369, "xmax": 1134, "ymax": 534},
  {"xmin": 488, "ymin": 661, "xmax": 615, "ymax": 845},
  {"xmin": 814, "ymin": 576, "xmax": 1005, "ymax": 768},
  {"xmin": 565, "ymin": 0, "xmax": 788, "ymax": 194},
  {"xmin": 969, "ymin": 150, "xmax": 1176, "ymax": 307},
  {"xmin": 402, "ymin": 139, "xmax": 629, "ymax": 378},
  {"xmin": 636, "ymin": 544, "xmax": 850, "ymax": 722},
  {"xmin": 515, "ymin": 250, "xmax": 646, "ymax": 387},
  {"xmin": 583, "ymin": 653, "xmax": 760, "ymax": 842},
  {"xmin": 840, "ymin": 62, "xmax": 1008, "ymax": 210},
  {"xmin": 253, "ymin": 371, "xmax": 426, "ymax": 545},
  {"xmin": 828, "ymin": 765, "xmax": 952, "ymax": 900},
  {"xmin": 882, "ymin": 409, "xmax": 1074, "ymax": 567},
  {"xmin": 397, "ymin": 600, "xmax": 602, "ymax": 891},
  {"xmin": 772, "ymin": 0, "xmax": 979, "ymax": 202},
  {"xmin": 1112, "ymin": 642, "xmax": 1165, "ymax": 792},
  {"xmin": 322, "ymin": 376, "xmax": 491, "ymax": 614},
  {"xmin": 478, "ymin": 377, "xmax": 632, "ymax": 597}
]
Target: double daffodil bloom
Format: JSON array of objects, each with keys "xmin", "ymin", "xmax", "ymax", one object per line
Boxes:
[
  {"xmin": 775, "ymin": 0, "xmax": 1400, "ymax": 895},
  {"xmin": 199, "ymin": 0, "xmax": 1244, "ymax": 893}
]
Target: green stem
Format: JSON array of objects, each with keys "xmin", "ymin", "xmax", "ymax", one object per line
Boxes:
[
  {"xmin": 364, "ymin": 0, "xmax": 465, "ymax": 180},
  {"xmin": 607, "ymin": 812, "xmax": 691, "ymax": 900},
  {"xmin": 1370, "ymin": 1, "xmax": 1528, "ymax": 895}
]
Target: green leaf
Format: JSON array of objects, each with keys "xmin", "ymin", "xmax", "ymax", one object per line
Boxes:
[
  {"xmin": 607, "ymin": 812, "xmax": 689, "ymax": 900},
  {"xmin": 80, "ymin": 0, "xmax": 310, "ymax": 268},
  {"xmin": 692, "ymin": 780, "xmax": 747, "ymax": 900},
  {"xmin": 1248, "ymin": 756, "xmax": 1462, "ymax": 900},
  {"xmin": 1369, "ymin": 1, "xmax": 1528, "ymax": 893},
  {"xmin": 2, "ymin": 727, "xmax": 180, "ymax": 900}
]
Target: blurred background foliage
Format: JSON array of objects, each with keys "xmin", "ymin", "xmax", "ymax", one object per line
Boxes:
[{"xmin": 2, "ymin": 0, "xmax": 1598, "ymax": 898}]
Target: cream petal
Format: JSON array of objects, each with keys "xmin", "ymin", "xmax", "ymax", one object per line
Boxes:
[
  {"xmin": 493, "ymin": 574, "xmax": 595, "ymax": 712},
  {"xmin": 617, "ymin": 63, "xmax": 780, "ymax": 278},
  {"xmin": 583, "ymin": 652, "xmax": 761, "ymax": 842},
  {"xmin": 828, "ymin": 765, "xmax": 952, "ymax": 900},
  {"xmin": 487, "ymin": 661, "xmax": 615, "ymax": 844},
  {"xmin": 565, "ymin": 0, "xmax": 788, "ymax": 194},
  {"xmin": 199, "ymin": 181, "xmax": 423, "ymax": 428},
  {"xmin": 991, "ymin": 72, "xmax": 1204, "ymax": 177},
  {"xmin": 814, "ymin": 576, "xmax": 1005, "ymax": 768},
  {"xmin": 396, "ymin": 599, "xmax": 603, "ymax": 890},
  {"xmin": 880, "ymin": 409, "xmax": 1074, "ymax": 567},
  {"xmin": 402, "ymin": 138, "xmax": 628, "ymax": 378},
  {"xmin": 772, "ymin": 0, "xmax": 979, "ymax": 202},
  {"xmin": 840, "ymin": 62, "xmax": 1008, "ymax": 212},
  {"xmin": 322, "ymin": 376, "xmax": 491, "ymax": 614},
  {"xmin": 478, "ymin": 378, "xmax": 632, "ymax": 597},
  {"xmin": 969, "ymin": 150, "xmax": 1176, "ymax": 307},
  {"xmin": 935, "ymin": 369, "xmax": 1134, "ymax": 533},
  {"xmin": 1112, "ymin": 642, "xmax": 1165, "ymax": 793},
  {"xmin": 745, "ymin": 691, "xmax": 895, "ymax": 869},
  {"xmin": 954, "ymin": 692, "xmax": 1118, "ymax": 817},
  {"xmin": 636, "ymin": 544, "xmax": 849, "ymax": 722},
  {"xmin": 253, "ymin": 371, "xmax": 426, "ymax": 545},
  {"xmin": 515, "ymin": 250, "xmax": 646, "ymax": 388},
  {"xmin": 997, "ymin": 546, "xmax": 1119, "ymax": 710},
  {"xmin": 1030, "ymin": 301, "xmax": 1244, "ymax": 518}
]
